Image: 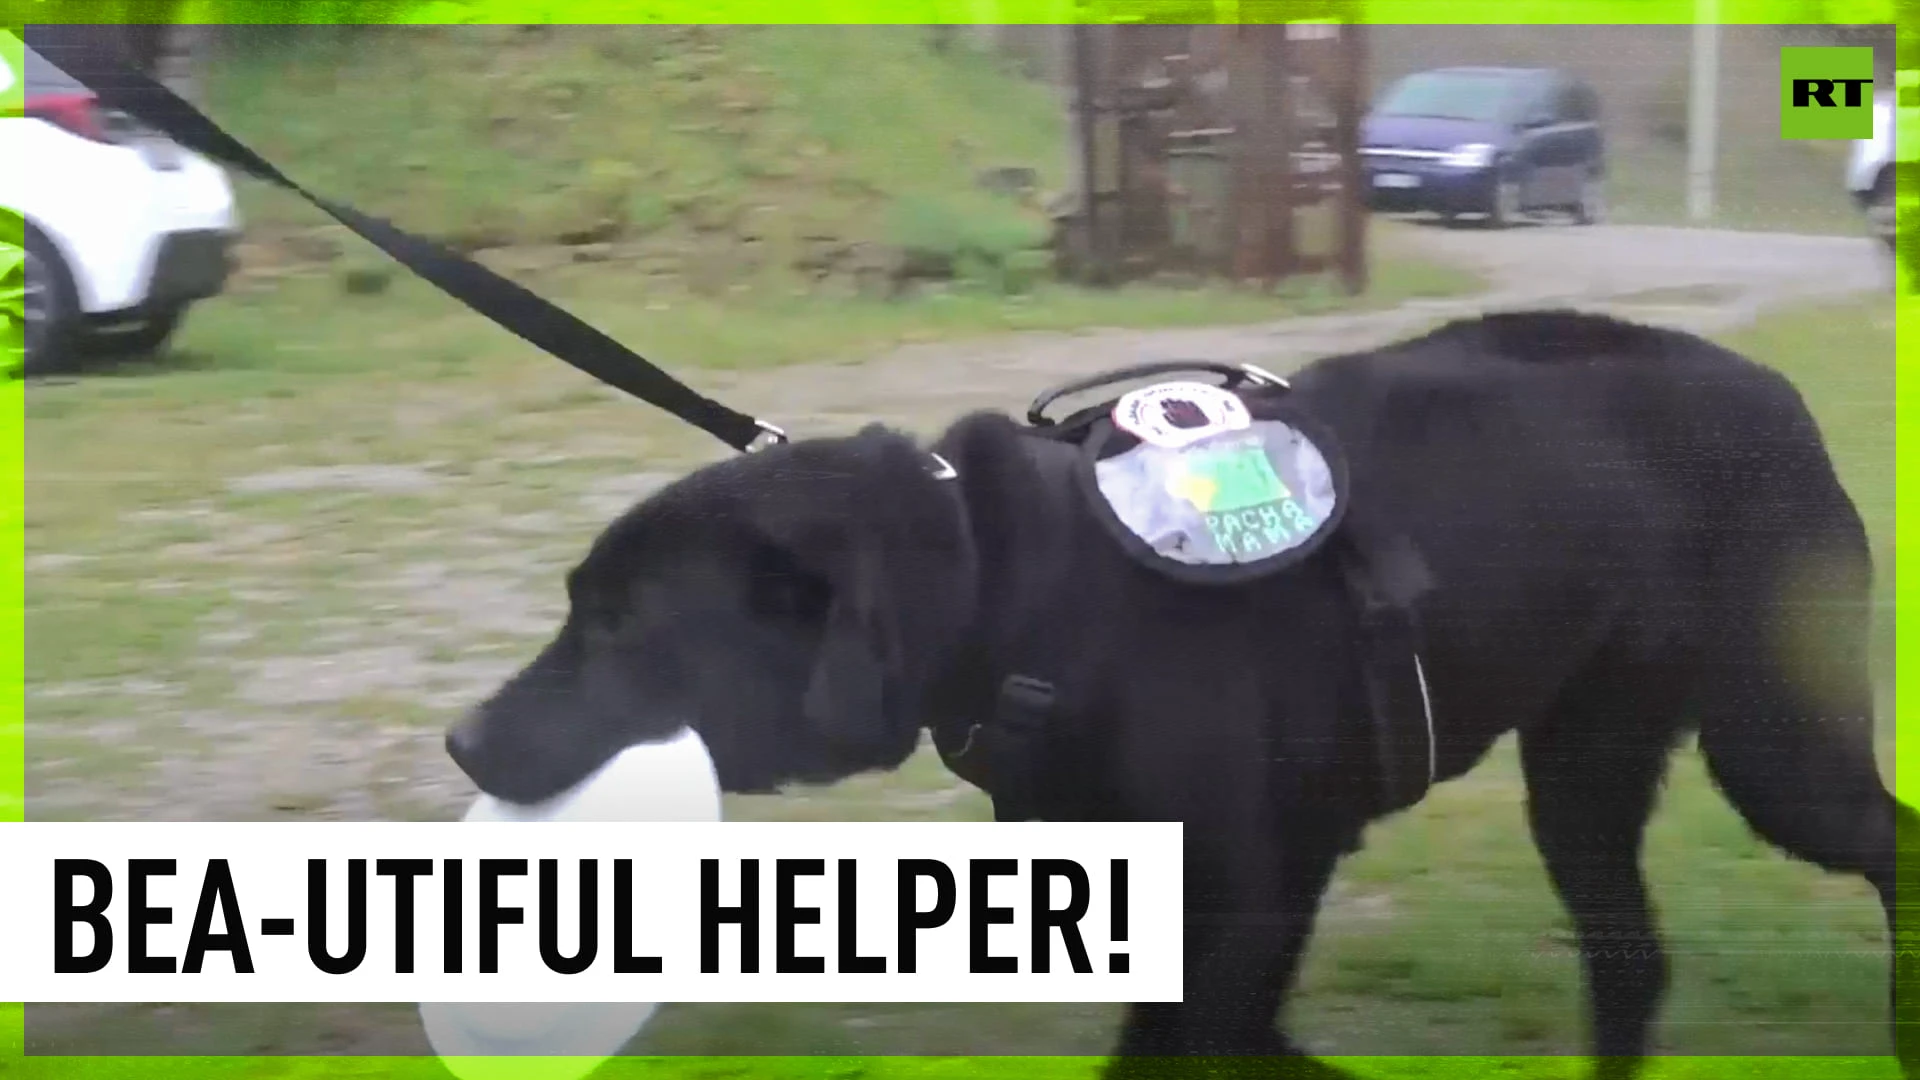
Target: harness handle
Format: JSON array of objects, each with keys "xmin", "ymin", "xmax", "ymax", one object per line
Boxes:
[{"xmin": 1024, "ymin": 360, "xmax": 1289, "ymax": 428}]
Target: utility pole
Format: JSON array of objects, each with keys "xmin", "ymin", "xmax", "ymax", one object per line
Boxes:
[{"xmin": 1686, "ymin": 0, "xmax": 1720, "ymax": 222}]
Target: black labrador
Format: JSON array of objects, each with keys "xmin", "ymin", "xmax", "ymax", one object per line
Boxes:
[{"xmin": 446, "ymin": 310, "xmax": 1915, "ymax": 1078}]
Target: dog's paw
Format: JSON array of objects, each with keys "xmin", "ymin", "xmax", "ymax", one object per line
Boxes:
[{"xmin": 1589, "ymin": 1057, "xmax": 1649, "ymax": 1080}]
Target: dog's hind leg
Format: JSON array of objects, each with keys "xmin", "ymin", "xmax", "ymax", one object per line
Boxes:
[
  {"xmin": 1690, "ymin": 552, "xmax": 1918, "ymax": 1076},
  {"xmin": 1519, "ymin": 648, "xmax": 1694, "ymax": 1080}
]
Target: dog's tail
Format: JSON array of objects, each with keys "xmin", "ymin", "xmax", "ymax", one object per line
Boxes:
[
  {"xmin": 1684, "ymin": 423, "xmax": 1918, "ymax": 1073},
  {"xmin": 1689, "ymin": 517, "xmax": 1898, "ymax": 876},
  {"xmin": 1681, "ymin": 362, "xmax": 1892, "ymax": 872}
]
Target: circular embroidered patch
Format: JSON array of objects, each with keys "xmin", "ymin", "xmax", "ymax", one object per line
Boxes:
[
  {"xmin": 1079, "ymin": 383, "xmax": 1347, "ymax": 584},
  {"xmin": 1111, "ymin": 381, "xmax": 1253, "ymax": 450}
]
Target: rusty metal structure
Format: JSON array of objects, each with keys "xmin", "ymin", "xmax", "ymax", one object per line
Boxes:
[{"xmin": 1058, "ymin": 16, "xmax": 1369, "ymax": 294}]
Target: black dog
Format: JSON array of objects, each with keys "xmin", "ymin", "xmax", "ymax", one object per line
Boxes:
[{"xmin": 447, "ymin": 310, "xmax": 1915, "ymax": 1078}]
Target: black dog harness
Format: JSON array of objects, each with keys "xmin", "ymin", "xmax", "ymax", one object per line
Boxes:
[{"xmin": 936, "ymin": 362, "xmax": 1439, "ymax": 824}]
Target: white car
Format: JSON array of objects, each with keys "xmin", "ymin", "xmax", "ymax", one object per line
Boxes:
[
  {"xmin": 0, "ymin": 38, "xmax": 239, "ymax": 374},
  {"xmin": 1847, "ymin": 70, "xmax": 1913, "ymax": 255}
]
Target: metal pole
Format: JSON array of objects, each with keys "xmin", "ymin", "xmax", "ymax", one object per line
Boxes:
[
  {"xmin": 1686, "ymin": 0, "xmax": 1720, "ymax": 222},
  {"xmin": 1270, "ymin": 25, "xmax": 1297, "ymax": 285},
  {"xmin": 1338, "ymin": 20, "xmax": 1368, "ymax": 296},
  {"xmin": 1070, "ymin": 24, "xmax": 1106, "ymax": 283}
]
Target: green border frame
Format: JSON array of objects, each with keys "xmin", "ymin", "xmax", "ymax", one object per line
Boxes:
[
  {"xmin": 3, "ymin": 1, "xmax": 1912, "ymax": 1077},
  {"xmin": 4, "ymin": 12, "xmax": 24, "ymax": 1076}
]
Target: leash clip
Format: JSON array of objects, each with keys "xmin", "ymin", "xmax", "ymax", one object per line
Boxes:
[{"xmin": 745, "ymin": 420, "xmax": 789, "ymax": 453}]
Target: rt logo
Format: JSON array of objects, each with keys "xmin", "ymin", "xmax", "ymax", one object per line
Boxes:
[{"xmin": 1780, "ymin": 46, "xmax": 1875, "ymax": 139}]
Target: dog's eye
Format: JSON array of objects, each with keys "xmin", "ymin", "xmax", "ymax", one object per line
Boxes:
[
  {"xmin": 566, "ymin": 599, "xmax": 623, "ymax": 644},
  {"xmin": 564, "ymin": 572, "xmax": 627, "ymax": 639}
]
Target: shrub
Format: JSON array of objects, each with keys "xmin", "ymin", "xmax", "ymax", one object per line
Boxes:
[{"xmin": 881, "ymin": 192, "xmax": 1049, "ymax": 288}]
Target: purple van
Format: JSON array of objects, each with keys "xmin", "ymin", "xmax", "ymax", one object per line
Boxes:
[{"xmin": 1361, "ymin": 66, "xmax": 1606, "ymax": 228}]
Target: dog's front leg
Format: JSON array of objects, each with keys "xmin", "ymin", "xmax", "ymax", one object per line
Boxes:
[
  {"xmin": 1102, "ymin": 827, "xmax": 1355, "ymax": 1078},
  {"xmin": 1104, "ymin": 929, "xmax": 1354, "ymax": 1080},
  {"xmin": 1103, "ymin": 936, "xmax": 1292, "ymax": 1080}
]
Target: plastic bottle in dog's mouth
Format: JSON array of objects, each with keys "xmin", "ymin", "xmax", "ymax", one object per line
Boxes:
[{"xmin": 420, "ymin": 726, "xmax": 722, "ymax": 1080}]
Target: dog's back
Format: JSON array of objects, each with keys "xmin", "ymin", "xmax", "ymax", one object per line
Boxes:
[
  {"xmin": 1258, "ymin": 311, "xmax": 1874, "ymax": 769},
  {"xmin": 1286, "ymin": 308, "xmax": 1867, "ymax": 591}
]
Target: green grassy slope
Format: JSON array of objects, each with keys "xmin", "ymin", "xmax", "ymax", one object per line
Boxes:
[{"xmin": 203, "ymin": 25, "xmax": 1073, "ymax": 291}]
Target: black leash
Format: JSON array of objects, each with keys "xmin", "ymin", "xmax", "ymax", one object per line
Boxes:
[{"xmin": 29, "ymin": 32, "xmax": 784, "ymax": 455}]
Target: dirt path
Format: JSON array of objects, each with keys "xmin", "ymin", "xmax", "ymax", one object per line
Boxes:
[{"xmin": 699, "ymin": 222, "xmax": 1888, "ymax": 443}]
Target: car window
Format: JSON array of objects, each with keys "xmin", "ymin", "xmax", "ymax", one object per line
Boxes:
[
  {"xmin": 1513, "ymin": 82, "xmax": 1558, "ymax": 125},
  {"xmin": 1554, "ymin": 81, "xmax": 1598, "ymax": 124},
  {"xmin": 1373, "ymin": 71, "xmax": 1520, "ymax": 123}
]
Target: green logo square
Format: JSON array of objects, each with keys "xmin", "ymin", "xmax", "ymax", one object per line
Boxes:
[
  {"xmin": 1187, "ymin": 445, "xmax": 1287, "ymax": 513},
  {"xmin": 1780, "ymin": 46, "xmax": 1875, "ymax": 139}
]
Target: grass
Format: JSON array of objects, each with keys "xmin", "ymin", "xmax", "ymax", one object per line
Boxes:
[
  {"xmin": 203, "ymin": 27, "xmax": 1058, "ymax": 239},
  {"xmin": 199, "ymin": 26, "xmax": 1078, "ymax": 292},
  {"xmin": 20, "ymin": 281, "xmax": 1898, "ymax": 1064},
  {"xmin": 1601, "ymin": 133, "xmax": 1868, "ymax": 237},
  {"xmin": 5, "ymin": 1056, "xmax": 1908, "ymax": 1080}
]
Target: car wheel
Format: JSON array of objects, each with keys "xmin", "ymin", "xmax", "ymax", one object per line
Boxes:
[
  {"xmin": 1571, "ymin": 174, "xmax": 1606, "ymax": 225},
  {"xmin": 1484, "ymin": 173, "xmax": 1523, "ymax": 229},
  {"xmin": 22, "ymin": 223, "xmax": 82, "ymax": 377},
  {"xmin": 88, "ymin": 304, "xmax": 188, "ymax": 358}
]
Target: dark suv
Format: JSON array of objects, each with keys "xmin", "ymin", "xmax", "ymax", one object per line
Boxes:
[{"xmin": 1360, "ymin": 66, "xmax": 1606, "ymax": 228}]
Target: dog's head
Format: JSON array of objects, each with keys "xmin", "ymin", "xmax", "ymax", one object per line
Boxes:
[{"xmin": 445, "ymin": 426, "xmax": 979, "ymax": 804}]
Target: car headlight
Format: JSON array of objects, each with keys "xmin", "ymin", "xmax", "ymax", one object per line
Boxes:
[{"xmin": 1441, "ymin": 143, "xmax": 1496, "ymax": 169}]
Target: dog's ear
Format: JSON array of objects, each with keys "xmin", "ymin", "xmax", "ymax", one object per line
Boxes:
[
  {"xmin": 745, "ymin": 426, "xmax": 978, "ymax": 759},
  {"xmin": 800, "ymin": 596, "xmax": 895, "ymax": 754}
]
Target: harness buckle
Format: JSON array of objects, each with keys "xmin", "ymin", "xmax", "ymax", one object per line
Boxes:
[
  {"xmin": 982, "ymin": 675, "xmax": 1056, "ymax": 823},
  {"xmin": 1000, "ymin": 674, "xmax": 1056, "ymax": 714}
]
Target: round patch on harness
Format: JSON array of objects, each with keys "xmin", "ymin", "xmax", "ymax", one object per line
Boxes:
[
  {"xmin": 1079, "ymin": 382, "xmax": 1347, "ymax": 585},
  {"xmin": 1111, "ymin": 381, "xmax": 1253, "ymax": 449}
]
